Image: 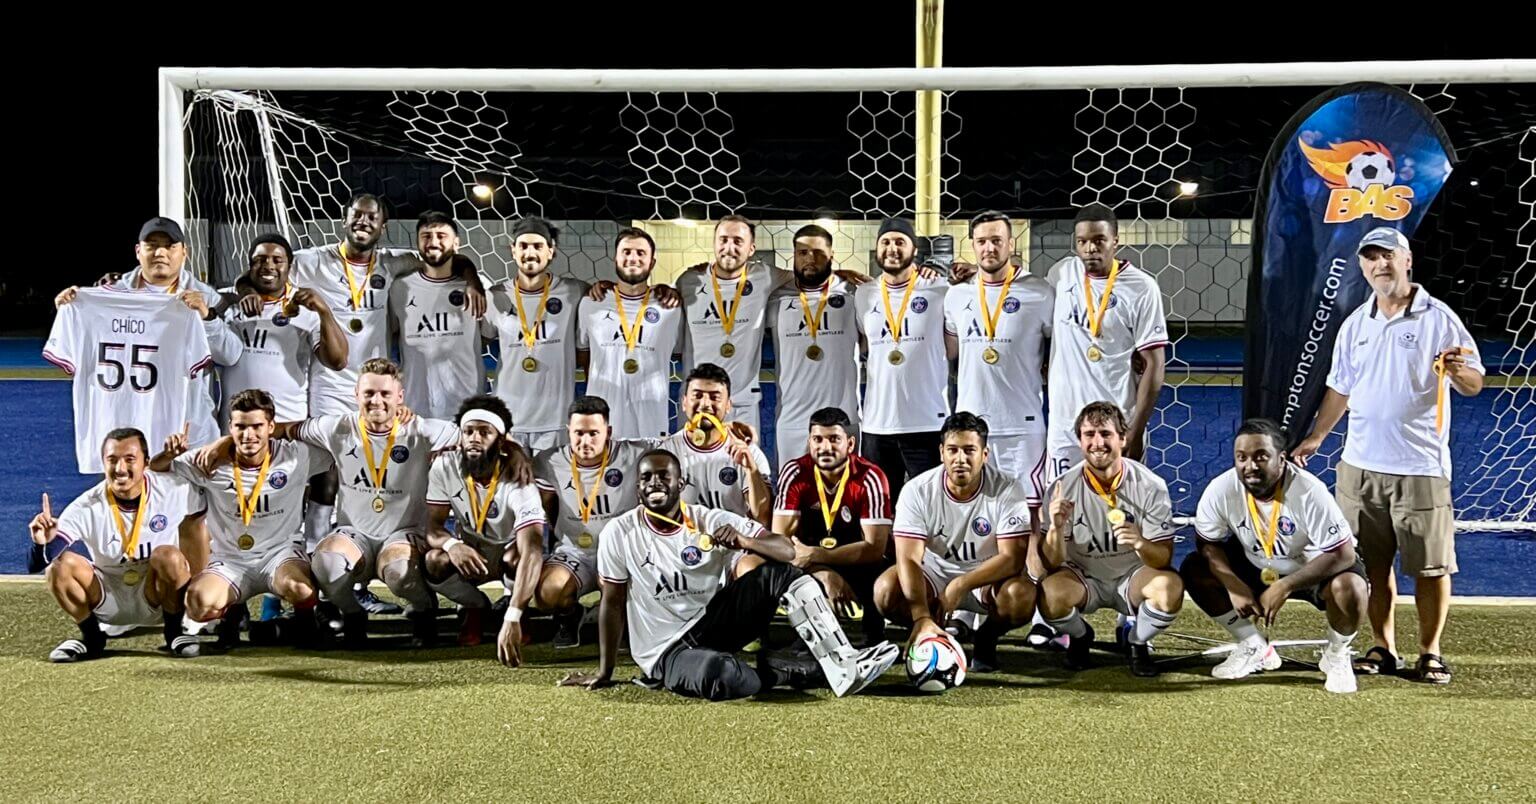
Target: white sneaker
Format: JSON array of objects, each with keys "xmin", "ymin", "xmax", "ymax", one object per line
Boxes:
[
  {"xmin": 1212, "ymin": 640, "xmax": 1276, "ymax": 680},
  {"xmin": 826, "ymin": 641, "xmax": 900, "ymax": 697},
  {"xmin": 1319, "ymin": 646, "xmax": 1357, "ymax": 694}
]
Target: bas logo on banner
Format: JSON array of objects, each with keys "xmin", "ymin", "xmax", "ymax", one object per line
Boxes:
[{"xmin": 1298, "ymin": 138, "xmax": 1414, "ymax": 222}]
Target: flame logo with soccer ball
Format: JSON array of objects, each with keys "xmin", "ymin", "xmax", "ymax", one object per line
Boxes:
[{"xmin": 1298, "ymin": 138, "xmax": 1413, "ymax": 223}]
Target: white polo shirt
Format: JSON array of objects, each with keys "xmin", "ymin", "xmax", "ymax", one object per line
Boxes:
[{"xmin": 1326, "ymin": 285, "xmax": 1483, "ymax": 480}]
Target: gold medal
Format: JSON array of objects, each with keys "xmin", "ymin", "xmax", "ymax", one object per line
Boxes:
[
  {"xmin": 578, "ymin": 532, "xmax": 593, "ymax": 549},
  {"xmin": 888, "ymin": 349, "xmax": 904, "ymax": 365},
  {"xmin": 1086, "ymin": 344, "xmax": 1103, "ymax": 362},
  {"xmin": 1260, "ymin": 567, "xmax": 1280, "ymax": 585},
  {"xmin": 623, "ymin": 358, "xmax": 640, "ymax": 374},
  {"xmin": 514, "ymin": 276, "xmax": 552, "ymax": 365},
  {"xmin": 982, "ymin": 346, "xmax": 1000, "ymax": 364},
  {"xmin": 232, "ymin": 451, "xmax": 271, "ymax": 548},
  {"xmin": 521, "ymin": 356, "xmax": 538, "ymax": 373},
  {"xmin": 820, "ymin": 536, "xmax": 837, "ymax": 550},
  {"xmin": 806, "ymin": 344, "xmax": 823, "ymax": 361},
  {"xmin": 1082, "ymin": 258, "xmax": 1120, "ymax": 352},
  {"xmin": 372, "ymin": 496, "xmax": 386, "ymax": 513},
  {"xmin": 814, "ymin": 461, "xmax": 851, "ymax": 537},
  {"xmin": 709, "ymin": 265, "xmax": 748, "ymax": 352},
  {"xmin": 688, "ymin": 428, "xmax": 709, "ymax": 447},
  {"xmin": 1106, "ymin": 508, "xmax": 1126, "ymax": 527},
  {"xmin": 1245, "ymin": 473, "xmax": 1289, "ymax": 585},
  {"xmin": 105, "ymin": 480, "xmax": 147, "ymax": 561},
  {"xmin": 879, "ymin": 273, "xmax": 918, "ymax": 364},
  {"xmin": 122, "ymin": 568, "xmax": 142, "ymax": 587},
  {"xmin": 1084, "ymin": 464, "xmax": 1126, "ymax": 530},
  {"xmin": 464, "ymin": 461, "xmax": 502, "ymax": 536},
  {"xmin": 348, "ymin": 318, "xmax": 364, "ymax": 333},
  {"xmin": 719, "ymin": 342, "xmax": 735, "ymax": 358},
  {"xmin": 339, "ymin": 242, "xmax": 376, "ymax": 312},
  {"xmin": 572, "ymin": 448, "xmax": 611, "ymax": 537},
  {"xmin": 358, "ymin": 415, "xmax": 398, "ymax": 517},
  {"xmin": 698, "ymin": 532, "xmax": 714, "ymax": 552},
  {"xmin": 238, "ymin": 533, "xmax": 255, "ymax": 551},
  {"xmin": 976, "ymin": 267, "xmax": 1015, "ymax": 370},
  {"xmin": 614, "ymin": 287, "xmax": 651, "ymax": 377}
]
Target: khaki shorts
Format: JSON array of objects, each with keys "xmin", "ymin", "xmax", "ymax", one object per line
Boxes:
[{"xmin": 1335, "ymin": 461, "xmax": 1456, "ymax": 578}]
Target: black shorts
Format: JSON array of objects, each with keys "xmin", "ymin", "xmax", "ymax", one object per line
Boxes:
[{"xmin": 1217, "ymin": 538, "xmax": 1367, "ymax": 611}]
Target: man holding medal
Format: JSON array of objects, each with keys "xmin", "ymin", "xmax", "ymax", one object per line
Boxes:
[
  {"xmin": 767, "ymin": 224, "xmax": 862, "ymax": 465},
  {"xmin": 389, "ymin": 212, "xmax": 488, "ymax": 420},
  {"xmin": 759, "ymin": 407, "xmax": 893, "ymax": 647},
  {"xmin": 1038, "ymin": 402, "xmax": 1182, "ymax": 677},
  {"xmin": 533, "ymin": 395, "xmax": 660, "ymax": 649},
  {"xmin": 155, "ymin": 391, "xmax": 331, "ymax": 649},
  {"xmin": 578, "ymin": 227, "xmax": 684, "ymax": 440},
  {"xmin": 856, "ymin": 217, "xmax": 952, "ymax": 503},
  {"xmin": 1044, "ymin": 204, "xmax": 1169, "ymax": 483},
  {"xmin": 660, "ymin": 363, "xmax": 773, "ymax": 526},
  {"xmin": 484, "ymin": 217, "xmax": 589, "ymax": 454},
  {"xmin": 1184, "ymin": 418, "xmax": 1365, "ymax": 693},
  {"xmin": 219, "ymin": 234, "xmax": 349, "ymax": 425},
  {"xmin": 422, "ymin": 396, "xmax": 547, "ymax": 652},
  {"xmin": 30, "ymin": 428, "xmax": 206, "ymax": 662},
  {"xmin": 559, "ymin": 448, "xmax": 899, "ymax": 700}
]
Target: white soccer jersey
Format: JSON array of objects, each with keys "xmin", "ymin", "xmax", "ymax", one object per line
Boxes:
[
  {"xmin": 426, "ymin": 452, "xmax": 546, "ymax": 548},
  {"xmin": 891, "ymin": 464, "xmax": 1032, "ymax": 579},
  {"xmin": 291, "ymin": 244, "xmax": 422, "ymax": 415},
  {"xmin": 52, "ymin": 472, "xmax": 204, "ymax": 576},
  {"xmin": 44, "ymin": 287, "xmax": 215, "ymax": 473},
  {"xmin": 1045, "ymin": 458, "xmax": 1175, "ymax": 580},
  {"xmin": 768, "ymin": 277, "xmax": 861, "ymax": 460},
  {"xmin": 170, "ymin": 440, "xmax": 331, "ymax": 560},
  {"xmin": 596, "ymin": 503, "xmax": 766, "ymax": 675},
  {"xmin": 296, "ymin": 414, "xmax": 459, "ymax": 535},
  {"xmin": 389, "ymin": 272, "xmax": 486, "ymax": 419},
  {"xmin": 1047, "ymin": 258, "xmax": 1170, "ymax": 453},
  {"xmin": 534, "ymin": 439, "xmax": 655, "ymax": 554},
  {"xmin": 944, "ymin": 272, "xmax": 1053, "ymax": 436},
  {"xmin": 855, "ymin": 274, "xmax": 951, "ymax": 435},
  {"xmin": 675, "ymin": 262, "xmax": 780, "ymax": 416},
  {"xmin": 219, "ymin": 296, "xmax": 323, "ymax": 422},
  {"xmin": 659, "ymin": 431, "xmax": 772, "ymax": 518},
  {"xmin": 1195, "ymin": 466, "xmax": 1354, "ymax": 578},
  {"xmin": 114, "ymin": 268, "xmax": 243, "ymax": 448},
  {"xmin": 578, "ymin": 289, "xmax": 683, "ymax": 439},
  {"xmin": 484, "ymin": 275, "xmax": 588, "ymax": 434}
]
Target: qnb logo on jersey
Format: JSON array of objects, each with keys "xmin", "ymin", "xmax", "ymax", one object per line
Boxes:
[
  {"xmin": 1278, "ymin": 516, "xmax": 1297, "ymax": 537},
  {"xmin": 416, "ymin": 312, "xmax": 457, "ymax": 334},
  {"xmin": 970, "ymin": 516, "xmax": 992, "ymax": 537},
  {"xmin": 150, "ymin": 514, "xmax": 169, "ymax": 532},
  {"xmin": 1299, "ymin": 138, "xmax": 1413, "ymax": 223}
]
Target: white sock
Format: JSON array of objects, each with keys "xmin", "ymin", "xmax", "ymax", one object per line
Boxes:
[
  {"xmin": 304, "ymin": 503, "xmax": 334, "ymax": 552},
  {"xmin": 1046, "ymin": 608, "xmax": 1089, "ymax": 639},
  {"xmin": 1325, "ymin": 627, "xmax": 1355, "ymax": 652},
  {"xmin": 1131, "ymin": 601, "xmax": 1177, "ymax": 645},
  {"xmin": 1217, "ymin": 610, "xmax": 1263, "ymax": 645}
]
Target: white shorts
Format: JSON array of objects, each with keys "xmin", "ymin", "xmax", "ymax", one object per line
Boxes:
[
  {"xmin": 329, "ymin": 526, "xmax": 418, "ymax": 580},
  {"xmin": 204, "ymin": 545, "xmax": 309, "ymax": 603},
  {"xmin": 1045, "ymin": 435, "xmax": 1082, "ymax": 487},
  {"xmin": 544, "ymin": 544, "xmax": 600, "ymax": 598},
  {"xmin": 1065, "ymin": 564, "xmax": 1138, "ymax": 617},
  {"xmin": 919, "ymin": 554, "xmax": 990, "ymax": 615},
  {"xmin": 775, "ymin": 420, "xmax": 859, "ymax": 473},
  {"xmin": 92, "ymin": 566, "xmax": 161, "ymax": 627},
  {"xmin": 513, "ymin": 430, "xmax": 562, "ymax": 454},
  {"xmin": 988, "ymin": 432, "xmax": 1047, "ymax": 505}
]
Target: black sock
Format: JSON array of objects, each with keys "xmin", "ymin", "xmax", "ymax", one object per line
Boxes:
[
  {"xmin": 163, "ymin": 611, "xmax": 183, "ymax": 645},
  {"xmin": 78, "ymin": 614, "xmax": 105, "ymax": 647}
]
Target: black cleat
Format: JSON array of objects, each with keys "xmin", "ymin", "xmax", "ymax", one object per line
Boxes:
[
  {"xmin": 408, "ymin": 610, "xmax": 437, "ymax": 649},
  {"xmin": 1129, "ymin": 641, "xmax": 1159, "ymax": 677},
  {"xmin": 216, "ymin": 607, "xmax": 246, "ymax": 650},
  {"xmin": 759, "ymin": 649, "xmax": 825, "ymax": 690},
  {"xmin": 342, "ymin": 611, "xmax": 370, "ymax": 649},
  {"xmin": 1065, "ymin": 623, "xmax": 1096, "ymax": 671},
  {"xmin": 552, "ymin": 610, "xmax": 582, "ymax": 650},
  {"xmin": 970, "ymin": 621, "xmax": 1005, "ymax": 673}
]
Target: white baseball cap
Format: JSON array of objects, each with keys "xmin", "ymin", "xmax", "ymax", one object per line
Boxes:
[{"xmin": 1357, "ymin": 226, "xmax": 1411, "ymax": 254}]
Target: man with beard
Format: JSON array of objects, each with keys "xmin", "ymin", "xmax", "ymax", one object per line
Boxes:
[
  {"xmin": 389, "ymin": 212, "xmax": 488, "ymax": 419},
  {"xmin": 1184, "ymin": 418, "xmax": 1365, "ymax": 693},
  {"xmin": 855, "ymin": 217, "xmax": 951, "ymax": 503},
  {"xmin": 658, "ymin": 363, "xmax": 772, "ymax": 527},
  {"xmin": 423, "ymin": 395, "xmax": 545, "ymax": 651},
  {"xmin": 220, "ymin": 234, "xmax": 348, "ymax": 423},
  {"xmin": 766, "ymin": 225, "xmax": 861, "ymax": 466},
  {"xmin": 559, "ymin": 448, "xmax": 899, "ymax": 699},
  {"xmin": 483, "ymin": 217, "xmax": 589, "ymax": 454}
]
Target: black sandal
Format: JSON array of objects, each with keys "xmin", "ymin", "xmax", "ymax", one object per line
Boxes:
[
  {"xmin": 1353, "ymin": 646, "xmax": 1402, "ymax": 676},
  {"xmin": 1416, "ymin": 653, "xmax": 1453, "ymax": 685}
]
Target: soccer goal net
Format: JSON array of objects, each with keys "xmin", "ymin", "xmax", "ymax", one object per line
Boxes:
[{"xmin": 163, "ymin": 64, "xmax": 1536, "ymax": 530}]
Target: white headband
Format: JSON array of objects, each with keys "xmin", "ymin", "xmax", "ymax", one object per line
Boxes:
[{"xmin": 460, "ymin": 409, "xmax": 507, "ymax": 435}]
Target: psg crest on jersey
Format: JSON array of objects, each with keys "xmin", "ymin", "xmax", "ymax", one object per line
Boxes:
[
  {"xmin": 971, "ymin": 516, "xmax": 992, "ymax": 537},
  {"xmin": 1002, "ymin": 297, "xmax": 1021, "ymax": 314},
  {"xmin": 150, "ymin": 515, "xmax": 169, "ymax": 532},
  {"xmin": 487, "ymin": 501, "xmax": 500, "ymax": 519},
  {"xmin": 829, "ymin": 295, "xmax": 846, "ymax": 308},
  {"xmin": 391, "ymin": 446, "xmax": 410, "ymax": 463},
  {"xmin": 680, "ymin": 545, "xmax": 704, "ymax": 566},
  {"xmin": 644, "ymin": 308, "xmax": 661, "ymax": 323},
  {"xmin": 272, "ymin": 314, "xmax": 290, "ymax": 327},
  {"xmin": 605, "ymin": 468, "xmax": 624, "ymax": 487},
  {"xmin": 719, "ymin": 466, "xmax": 739, "ymax": 486},
  {"xmin": 547, "ymin": 297, "xmax": 563, "ymax": 314},
  {"xmin": 911, "ymin": 297, "xmax": 929, "ymax": 314},
  {"xmin": 1278, "ymin": 516, "xmax": 1297, "ymax": 536},
  {"xmin": 449, "ymin": 290, "xmax": 465, "ymax": 306},
  {"xmin": 370, "ymin": 274, "xmax": 386, "ymax": 290},
  {"xmin": 742, "ymin": 280, "xmax": 754, "ymax": 296},
  {"xmin": 269, "ymin": 471, "xmax": 289, "ymax": 489}
]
